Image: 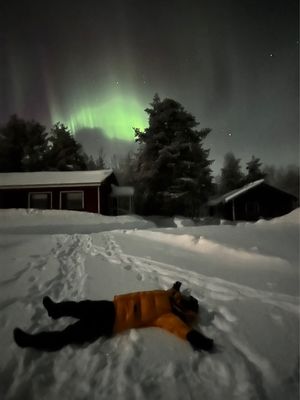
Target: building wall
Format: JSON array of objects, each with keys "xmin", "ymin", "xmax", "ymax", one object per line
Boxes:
[
  {"xmin": 0, "ymin": 186, "xmax": 100, "ymax": 213},
  {"xmin": 99, "ymin": 174, "xmax": 119, "ymax": 215},
  {"xmin": 210, "ymin": 184, "xmax": 297, "ymax": 221}
]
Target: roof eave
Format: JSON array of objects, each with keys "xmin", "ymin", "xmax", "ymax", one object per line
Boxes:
[{"xmin": 0, "ymin": 182, "xmax": 102, "ymax": 189}]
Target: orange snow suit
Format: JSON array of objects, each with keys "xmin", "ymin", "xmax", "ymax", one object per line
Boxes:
[{"xmin": 113, "ymin": 290, "xmax": 191, "ymax": 340}]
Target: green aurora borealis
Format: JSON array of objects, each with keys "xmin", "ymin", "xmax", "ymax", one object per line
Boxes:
[{"xmin": 52, "ymin": 94, "xmax": 148, "ymax": 141}]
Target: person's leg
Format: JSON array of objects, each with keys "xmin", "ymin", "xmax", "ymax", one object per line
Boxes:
[
  {"xmin": 14, "ymin": 301, "xmax": 116, "ymax": 351},
  {"xmin": 14, "ymin": 320, "xmax": 97, "ymax": 351},
  {"xmin": 43, "ymin": 297, "xmax": 113, "ymax": 321}
]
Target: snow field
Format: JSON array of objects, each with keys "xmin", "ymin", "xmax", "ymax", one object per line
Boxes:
[{"xmin": 0, "ymin": 209, "xmax": 299, "ymax": 399}]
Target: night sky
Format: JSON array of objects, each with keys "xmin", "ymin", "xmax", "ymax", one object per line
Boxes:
[{"xmin": 0, "ymin": 0, "xmax": 298, "ymax": 172}]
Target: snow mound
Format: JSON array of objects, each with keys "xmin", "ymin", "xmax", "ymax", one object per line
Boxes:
[
  {"xmin": 126, "ymin": 230, "xmax": 292, "ymax": 271},
  {"xmin": 267, "ymin": 208, "xmax": 300, "ymax": 225},
  {"xmin": 173, "ymin": 217, "xmax": 195, "ymax": 227},
  {"xmin": 0, "ymin": 209, "xmax": 156, "ymax": 233}
]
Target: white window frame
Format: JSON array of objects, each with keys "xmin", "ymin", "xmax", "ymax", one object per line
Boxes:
[
  {"xmin": 59, "ymin": 190, "xmax": 84, "ymax": 210},
  {"xmin": 28, "ymin": 191, "xmax": 52, "ymax": 209}
]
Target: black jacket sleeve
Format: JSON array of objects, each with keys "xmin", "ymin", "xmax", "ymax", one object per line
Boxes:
[
  {"xmin": 172, "ymin": 281, "xmax": 182, "ymax": 291},
  {"xmin": 186, "ymin": 329, "xmax": 214, "ymax": 352}
]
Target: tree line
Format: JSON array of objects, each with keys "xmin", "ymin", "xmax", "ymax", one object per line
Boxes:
[
  {"xmin": 0, "ymin": 97, "xmax": 298, "ymax": 216},
  {"xmin": 0, "ymin": 115, "xmax": 87, "ymax": 172},
  {"xmin": 214, "ymin": 152, "xmax": 299, "ymax": 198}
]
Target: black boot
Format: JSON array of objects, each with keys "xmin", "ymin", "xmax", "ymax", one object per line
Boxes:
[
  {"xmin": 13, "ymin": 328, "xmax": 34, "ymax": 348},
  {"xmin": 43, "ymin": 296, "xmax": 59, "ymax": 319}
]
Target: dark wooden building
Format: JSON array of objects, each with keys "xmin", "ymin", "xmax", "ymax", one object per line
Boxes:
[
  {"xmin": 208, "ymin": 179, "xmax": 298, "ymax": 221},
  {"xmin": 0, "ymin": 170, "xmax": 134, "ymax": 215}
]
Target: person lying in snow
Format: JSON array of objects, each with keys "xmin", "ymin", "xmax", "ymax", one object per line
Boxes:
[{"xmin": 13, "ymin": 281, "xmax": 214, "ymax": 352}]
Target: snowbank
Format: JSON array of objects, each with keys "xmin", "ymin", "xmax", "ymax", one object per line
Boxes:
[
  {"xmin": 0, "ymin": 209, "xmax": 155, "ymax": 234},
  {"xmin": 264, "ymin": 208, "xmax": 300, "ymax": 225}
]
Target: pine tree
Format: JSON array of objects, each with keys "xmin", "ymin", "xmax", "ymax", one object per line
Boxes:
[
  {"xmin": 46, "ymin": 123, "xmax": 87, "ymax": 171},
  {"xmin": 86, "ymin": 148, "xmax": 106, "ymax": 170},
  {"xmin": 264, "ymin": 164, "xmax": 299, "ymax": 196},
  {"xmin": 219, "ymin": 152, "xmax": 244, "ymax": 194},
  {"xmin": 0, "ymin": 115, "xmax": 48, "ymax": 172},
  {"xmin": 94, "ymin": 148, "xmax": 106, "ymax": 169},
  {"xmin": 245, "ymin": 155, "xmax": 266, "ymax": 183},
  {"xmin": 115, "ymin": 151, "xmax": 136, "ymax": 185},
  {"xmin": 86, "ymin": 155, "xmax": 97, "ymax": 170},
  {"xmin": 134, "ymin": 95, "xmax": 213, "ymax": 216}
]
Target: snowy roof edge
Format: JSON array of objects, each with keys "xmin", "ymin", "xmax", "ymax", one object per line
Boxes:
[
  {"xmin": 0, "ymin": 169, "xmax": 114, "ymax": 188},
  {"xmin": 225, "ymin": 179, "xmax": 265, "ymax": 202},
  {"xmin": 208, "ymin": 179, "xmax": 265, "ymax": 206}
]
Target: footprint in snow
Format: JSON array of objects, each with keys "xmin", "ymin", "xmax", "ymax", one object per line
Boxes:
[
  {"xmin": 198, "ymin": 305, "xmax": 215, "ymax": 326},
  {"xmin": 136, "ymin": 273, "xmax": 143, "ymax": 281},
  {"xmin": 213, "ymin": 315, "xmax": 232, "ymax": 333},
  {"xmin": 124, "ymin": 265, "xmax": 132, "ymax": 271},
  {"xmin": 110, "ymin": 258, "xmax": 121, "ymax": 264},
  {"xmin": 270, "ymin": 313, "xmax": 283, "ymax": 325},
  {"xmin": 218, "ymin": 306, "xmax": 237, "ymax": 323}
]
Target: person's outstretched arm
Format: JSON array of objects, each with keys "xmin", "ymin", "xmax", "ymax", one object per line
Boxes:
[
  {"xmin": 153, "ymin": 313, "xmax": 214, "ymax": 352},
  {"xmin": 172, "ymin": 281, "xmax": 182, "ymax": 291},
  {"xmin": 186, "ymin": 329, "xmax": 214, "ymax": 352}
]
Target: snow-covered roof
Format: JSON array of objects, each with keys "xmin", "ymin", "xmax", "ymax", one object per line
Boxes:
[
  {"xmin": 208, "ymin": 179, "xmax": 265, "ymax": 206},
  {"xmin": 0, "ymin": 170, "xmax": 114, "ymax": 188},
  {"xmin": 225, "ymin": 179, "xmax": 265, "ymax": 202},
  {"xmin": 111, "ymin": 184, "xmax": 134, "ymax": 197}
]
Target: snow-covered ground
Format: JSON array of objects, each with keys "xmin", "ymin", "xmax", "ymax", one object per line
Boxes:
[{"xmin": 0, "ymin": 208, "xmax": 299, "ymax": 400}]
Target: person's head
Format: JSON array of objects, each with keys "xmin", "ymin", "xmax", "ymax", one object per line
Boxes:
[
  {"xmin": 181, "ymin": 294, "xmax": 199, "ymax": 314},
  {"xmin": 171, "ymin": 291, "xmax": 199, "ymax": 324}
]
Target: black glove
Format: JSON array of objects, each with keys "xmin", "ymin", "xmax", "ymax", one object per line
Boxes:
[
  {"xmin": 172, "ymin": 281, "xmax": 182, "ymax": 291},
  {"xmin": 186, "ymin": 330, "xmax": 214, "ymax": 352}
]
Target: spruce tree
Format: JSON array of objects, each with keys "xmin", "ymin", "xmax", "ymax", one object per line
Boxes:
[
  {"xmin": 86, "ymin": 155, "xmax": 97, "ymax": 170},
  {"xmin": 245, "ymin": 155, "xmax": 266, "ymax": 183},
  {"xmin": 94, "ymin": 148, "xmax": 106, "ymax": 169},
  {"xmin": 0, "ymin": 115, "xmax": 48, "ymax": 172},
  {"xmin": 115, "ymin": 152, "xmax": 136, "ymax": 185},
  {"xmin": 134, "ymin": 95, "xmax": 213, "ymax": 216},
  {"xmin": 264, "ymin": 164, "xmax": 299, "ymax": 196},
  {"xmin": 86, "ymin": 149, "xmax": 106, "ymax": 170},
  {"xmin": 46, "ymin": 123, "xmax": 87, "ymax": 171},
  {"xmin": 219, "ymin": 152, "xmax": 244, "ymax": 194}
]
